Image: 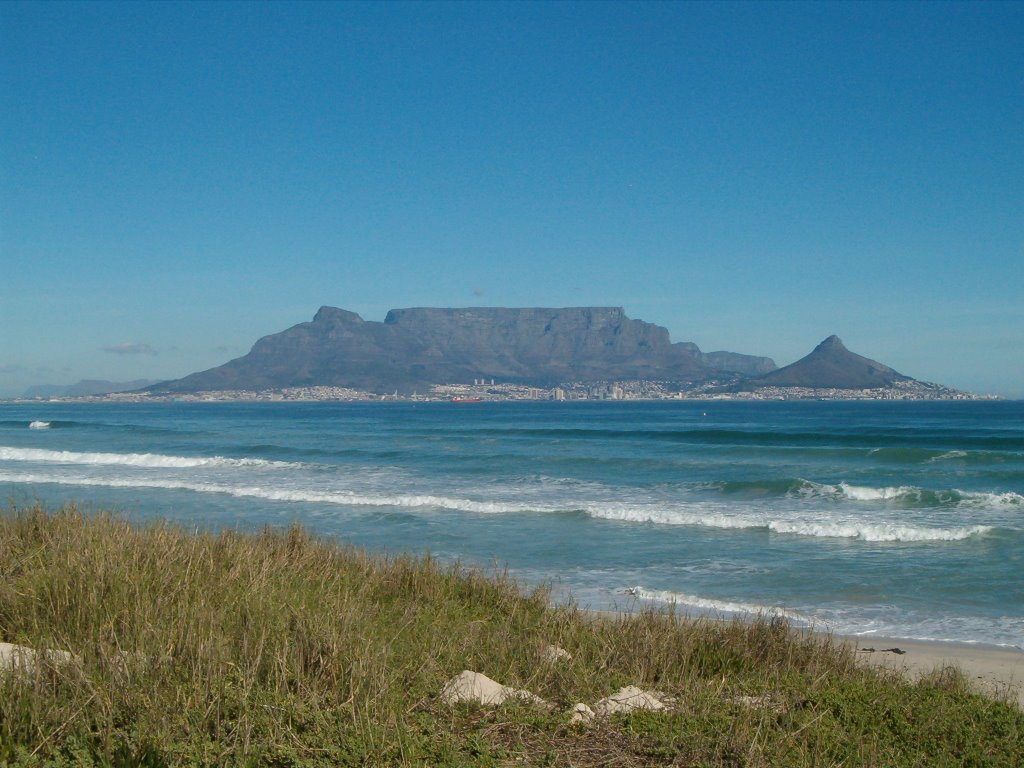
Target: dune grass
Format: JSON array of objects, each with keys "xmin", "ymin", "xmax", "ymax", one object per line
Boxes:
[{"xmin": 0, "ymin": 503, "xmax": 1020, "ymax": 766}]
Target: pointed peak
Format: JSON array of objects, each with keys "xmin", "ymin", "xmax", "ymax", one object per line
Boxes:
[{"xmin": 815, "ymin": 335, "xmax": 846, "ymax": 351}]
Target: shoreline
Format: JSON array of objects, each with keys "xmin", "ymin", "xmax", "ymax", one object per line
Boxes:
[
  {"xmin": 584, "ymin": 610, "xmax": 1023, "ymax": 708},
  {"xmin": 840, "ymin": 633, "xmax": 1024, "ymax": 708}
]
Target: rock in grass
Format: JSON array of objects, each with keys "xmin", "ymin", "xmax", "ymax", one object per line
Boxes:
[
  {"xmin": 0, "ymin": 642, "xmax": 79, "ymax": 675},
  {"xmin": 440, "ymin": 670, "xmax": 546, "ymax": 707},
  {"xmin": 541, "ymin": 644, "xmax": 572, "ymax": 663},
  {"xmin": 568, "ymin": 702, "xmax": 595, "ymax": 724},
  {"xmin": 0, "ymin": 643, "xmax": 34, "ymax": 671},
  {"xmin": 593, "ymin": 685, "xmax": 667, "ymax": 715}
]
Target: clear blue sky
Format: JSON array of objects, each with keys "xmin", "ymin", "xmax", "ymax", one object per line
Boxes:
[{"xmin": 2, "ymin": 1, "xmax": 1021, "ymax": 397}]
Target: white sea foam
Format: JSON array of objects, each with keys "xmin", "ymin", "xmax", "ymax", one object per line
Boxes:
[
  {"xmin": 28, "ymin": 421, "xmax": 50, "ymax": 430},
  {"xmin": 622, "ymin": 593, "xmax": 1022, "ymax": 647},
  {"xmin": 807, "ymin": 608, "xmax": 1024, "ymax": 650},
  {"xmin": 582, "ymin": 503, "xmax": 762, "ymax": 530},
  {"xmin": 929, "ymin": 450, "xmax": 968, "ymax": 462},
  {"xmin": 0, "ymin": 471, "xmax": 551, "ymax": 515},
  {"xmin": 625, "ymin": 587, "xmax": 806, "ymax": 622},
  {"xmin": 677, "ymin": 560, "xmax": 771, "ymax": 577},
  {"xmin": 0, "ymin": 446, "xmax": 298, "ymax": 469},
  {"xmin": 801, "ymin": 480, "xmax": 1021, "ymax": 509},
  {"xmin": 836, "ymin": 483, "xmax": 918, "ymax": 501},
  {"xmin": 581, "ymin": 501, "xmax": 993, "ymax": 541},
  {"xmin": 767, "ymin": 520, "xmax": 990, "ymax": 542},
  {"xmin": 788, "ymin": 479, "xmax": 833, "ymax": 497},
  {"xmin": 786, "ymin": 480, "xmax": 919, "ymax": 502},
  {"xmin": 0, "ymin": 465, "xmax": 1008, "ymax": 542},
  {"xmin": 257, "ymin": 488, "xmax": 547, "ymax": 514},
  {"xmin": 957, "ymin": 490, "xmax": 1024, "ymax": 507}
]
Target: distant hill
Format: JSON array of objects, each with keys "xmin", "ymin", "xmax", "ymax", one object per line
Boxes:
[
  {"xmin": 753, "ymin": 336, "xmax": 912, "ymax": 389},
  {"xmin": 151, "ymin": 306, "xmax": 776, "ymax": 394},
  {"xmin": 24, "ymin": 379, "xmax": 159, "ymax": 398}
]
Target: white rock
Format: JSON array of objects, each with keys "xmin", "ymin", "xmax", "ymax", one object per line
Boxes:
[
  {"xmin": 541, "ymin": 644, "xmax": 572, "ymax": 663},
  {"xmin": 0, "ymin": 642, "xmax": 78, "ymax": 675},
  {"xmin": 0, "ymin": 642, "xmax": 35, "ymax": 671},
  {"xmin": 568, "ymin": 702, "xmax": 595, "ymax": 724},
  {"xmin": 593, "ymin": 685, "xmax": 667, "ymax": 715},
  {"xmin": 440, "ymin": 670, "xmax": 545, "ymax": 707}
]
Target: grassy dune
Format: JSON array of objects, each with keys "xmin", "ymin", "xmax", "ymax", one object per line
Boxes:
[{"xmin": 0, "ymin": 504, "xmax": 1020, "ymax": 766}]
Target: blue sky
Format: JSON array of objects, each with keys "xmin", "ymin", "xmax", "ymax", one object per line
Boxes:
[{"xmin": 2, "ymin": 1, "xmax": 1021, "ymax": 397}]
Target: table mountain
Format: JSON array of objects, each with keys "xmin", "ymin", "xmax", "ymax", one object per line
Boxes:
[{"xmin": 152, "ymin": 306, "xmax": 776, "ymax": 393}]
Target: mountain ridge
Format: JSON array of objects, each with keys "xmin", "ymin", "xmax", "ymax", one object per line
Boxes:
[
  {"xmin": 148, "ymin": 307, "xmax": 938, "ymax": 396},
  {"xmin": 152, "ymin": 306, "xmax": 776, "ymax": 394}
]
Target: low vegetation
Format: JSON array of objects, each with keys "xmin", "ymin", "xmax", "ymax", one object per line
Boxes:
[{"xmin": 0, "ymin": 503, "xmax": 1020, "ymax": 766}]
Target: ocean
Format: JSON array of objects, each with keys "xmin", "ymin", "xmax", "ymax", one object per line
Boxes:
[{"xmin": 1, "ymin": 400, "xmax": 1021, "ymax": 649}]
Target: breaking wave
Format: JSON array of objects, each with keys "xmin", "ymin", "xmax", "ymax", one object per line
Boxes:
[
  {"xmin": 957, "ymin": 490, "xmax": 1024, "ymax": 506},
  {"xmin": 766, "ymin": 520, "xmax": 991, "ymax": 542},
  {"xmin": 583, "ymin": 503, "xmax": 761, "ymax": 530},
  {"xmin": 711, "ymin": 478, "xmax": 1022, "ymax": 509},
  {"xmin": 0, "ymin": 471, "xmax": 552, "ymax": 515},
  {"xmin": 0, "ymin": 446, "xmax": 1011, "ymax": 543},
  {"xmin": 0, "ymin": 420, "xmax": 84, "ymax": 430},
  {"xmin": 929, "ymin": 450, "xmax": 968, "ymax": 462},
  {"xmin": 0, "ymin": 467, "xmax": 1001, "ymax": 542},
  {"xmin": 0, "ymin": 446, "xmax": 299, "ymax": 469},
  {"xmin": 835, "ymin": 483, "xmax": 1023, "ymax": 508},
  {"xmin": 582, "ymin": 503, "xmax": 991, "ymax": 542},
  {"xmin": 624, "ymin": 587, "xmax": 806, "ymax": 622}
]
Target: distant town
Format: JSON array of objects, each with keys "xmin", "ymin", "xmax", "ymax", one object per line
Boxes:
[{"xmin": 10, "ymin": 377, "xmax": 994, "ymax": 404}]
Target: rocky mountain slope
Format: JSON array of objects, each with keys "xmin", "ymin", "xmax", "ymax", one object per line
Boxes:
[
  {"xmin": 753, "ymin": 335, "xmax": 911, "ymax": 389},
  {"xmin": 152, "ymin": 306, "xmax": 776, "ymax": 393}
]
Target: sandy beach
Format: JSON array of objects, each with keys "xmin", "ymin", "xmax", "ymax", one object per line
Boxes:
[
  {"xmin": 841, "ymin": 634, "xmax": 1024, "ymax": 709},
  {"xmin": 587, "ymin": 610, "xmax": 1023, "ymax": 708}
]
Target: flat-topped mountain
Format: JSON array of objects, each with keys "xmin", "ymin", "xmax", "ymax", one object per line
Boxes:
[
  {"xmin": 153, "ymin": 306, "xmax": 776, "ymax": 393},
  {"xmin": 753, "ymin": 335, "xmax": 911, "ymax": 389}
]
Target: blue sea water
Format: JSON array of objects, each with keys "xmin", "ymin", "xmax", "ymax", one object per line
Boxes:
[{"xmin": 2, "ymin": 400, "xmax": 1022, "ymax": 648}]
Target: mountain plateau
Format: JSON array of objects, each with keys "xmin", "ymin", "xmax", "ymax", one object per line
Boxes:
[{"xmin": 152, "ymin": 306, "xmax": 776, "ymax": 394}]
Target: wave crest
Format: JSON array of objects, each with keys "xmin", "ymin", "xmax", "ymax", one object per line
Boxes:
[
  {"xmin": 929, "ymin": 450, "xmax": 968, "ymax": 462},
  {"xmin": 581, "ymin": 503, "xmax": 990, "ymax": 542},
  {"xmin": 0, "ymin": 471, "xmax": 551, "ymax": 515},
  {"xmin": 767, "ymin": 520, "xmax": 990, "ymax": 542},
  {"xmin": 0, "ymin": 446, "xmax": 297, "ymax": 469},
  {"xmin": 625, "ymin": 587, "xmax": 805, "ymax": 621}
]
